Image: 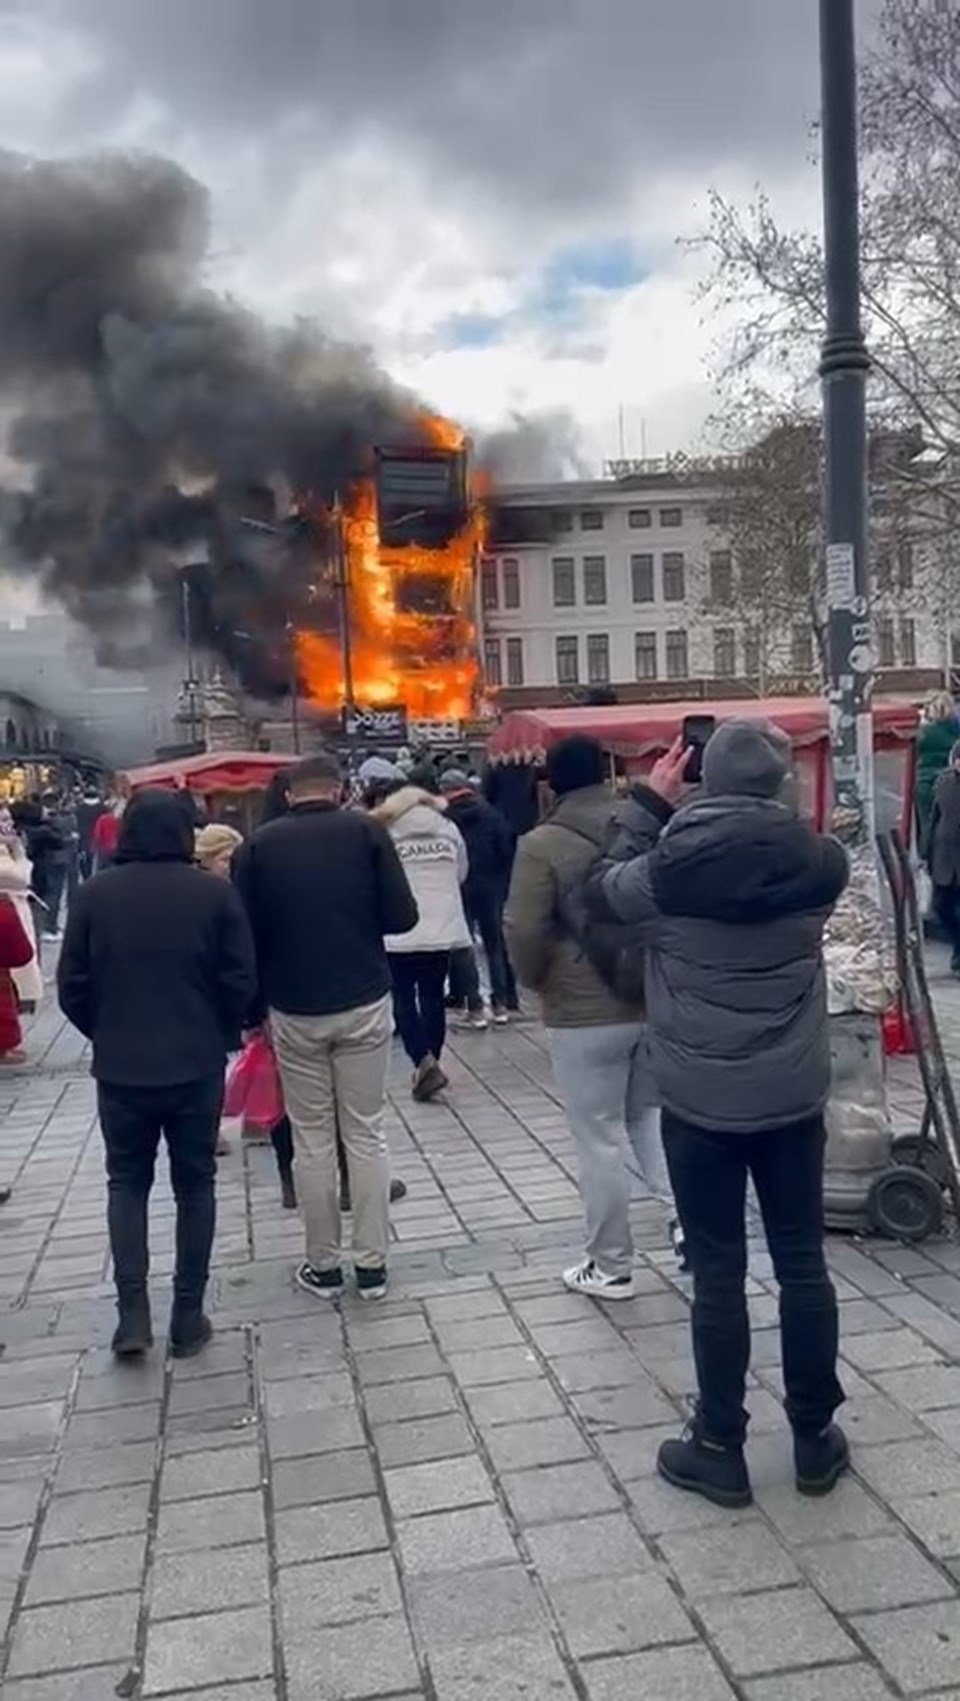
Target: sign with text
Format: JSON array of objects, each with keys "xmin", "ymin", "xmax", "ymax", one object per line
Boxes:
[
  {"xmin": 407, "ymin": 717, "xmax": 462, "ymax": 746},
  {"xmin": 342, "ymin": 704, "xmax": 408, "ymax": 743}
]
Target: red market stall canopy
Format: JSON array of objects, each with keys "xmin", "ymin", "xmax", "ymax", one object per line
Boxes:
[
  {"xmin": 121, "ymin": 751, "xmax": 290, "ymax": 795},
  {"xmin": 487, "ymin": 697, "xmax": 921, "ymax": 765}
]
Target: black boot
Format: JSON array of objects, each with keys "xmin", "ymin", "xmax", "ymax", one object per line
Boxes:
[
  {"xmin": 170, "ymin": 1184, "xmax": 215, "ymax": 1359},
  {"xmin": 170, "ymin": 1308, "xmax": 213, "ymax": 1359},
  {"xmin": 795, "ymin": 1422, "xmax": 850, "ymax": 1496},
  {"xmin": 657, "ymin": 1423, "xmax": 752, "ymax": 1509},
  {"xmin": 108, "ymin": 1186, "xmax": 152, "ymax": 1358},
  {"xmin": 112, "ymin": 1290, "xmax": 153, "ymax": 1358}
]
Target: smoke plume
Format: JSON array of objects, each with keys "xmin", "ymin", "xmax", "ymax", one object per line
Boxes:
[{"xmin": 0, "ymin": 151, "xmax": 440, "ymax": 696}]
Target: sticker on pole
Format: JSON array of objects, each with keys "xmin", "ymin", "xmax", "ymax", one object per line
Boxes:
[{"xmin": 826, "ymin": 543, "xmax": 855, "ymax": 609}]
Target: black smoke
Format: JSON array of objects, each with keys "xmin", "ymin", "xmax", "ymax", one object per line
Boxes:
[{"xmin": 0, "ymin": 150, "xmax": 438, "ymax": 695}]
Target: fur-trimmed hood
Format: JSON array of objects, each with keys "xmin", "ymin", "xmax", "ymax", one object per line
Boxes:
[
  {"xmin": 371, "ymin": 786, "xmax": 448, "ymax": 828},
  {"xmin": 372, "ymin": 787, "xmax": 470, "ymax": 954}
]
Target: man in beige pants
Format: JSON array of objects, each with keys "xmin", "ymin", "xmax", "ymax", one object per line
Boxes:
[{"xmin": 233, "ymin": 753, "xmax": 417, "ymax": 1299}]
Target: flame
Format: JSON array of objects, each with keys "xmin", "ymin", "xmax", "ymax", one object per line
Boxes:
[{"xmin": 295, "ymin": 410, "xmax": 484, "ymax": 721}]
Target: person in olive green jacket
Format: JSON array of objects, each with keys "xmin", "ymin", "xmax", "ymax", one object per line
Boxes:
[
  {"xmin": 504, "ymin": 735, "xmax": 675, "ymax": 1301},
  {"xmin": 916, "ymin": 692, "xmax": 959, "ymax": 853}
]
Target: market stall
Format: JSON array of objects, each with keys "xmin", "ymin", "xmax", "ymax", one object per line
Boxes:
[
  {"xmin": 486, "ymin": 696, "xmax": 921, "ymax": 840},
  {"xmin": 121, "ymin": 751, "xmax": 290, "ymax": 835}
]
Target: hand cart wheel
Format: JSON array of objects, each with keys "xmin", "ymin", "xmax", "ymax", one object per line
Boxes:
[
  {"xmin": 867, "ymin": 1165, "xmax": 945, "ymax": 1242},
  {"xmin": 891, "ymin": 1130, "xmax": 950, "ymax": 1189}
]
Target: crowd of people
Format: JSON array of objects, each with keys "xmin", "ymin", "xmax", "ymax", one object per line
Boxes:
[{"xmin": 2, "ymin": 713, "xmax": 854, "ymax": 1513}]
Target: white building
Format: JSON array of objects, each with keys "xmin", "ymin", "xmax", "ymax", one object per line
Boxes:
[{"xmin": 481, "ymin": 457, "xmax": 944, "ymax": 707}]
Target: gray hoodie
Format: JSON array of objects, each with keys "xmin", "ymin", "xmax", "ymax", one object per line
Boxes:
[{"xmin": 587, "ymin": 720, "xmax": 849, "ymax": 1133}]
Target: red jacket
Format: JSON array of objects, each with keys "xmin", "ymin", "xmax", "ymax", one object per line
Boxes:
[{"xmin": 0, "ymin": 896, "xmax": 34, "ymax": 1053}]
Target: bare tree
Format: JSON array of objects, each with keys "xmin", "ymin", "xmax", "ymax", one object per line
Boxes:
[
  {"xmin": 697, "ymin": 0, "xmax": 960, "ymax": 466},
  {"xmin": 699, "ymin": 398, "xmax": 825, "ymax": 693}
]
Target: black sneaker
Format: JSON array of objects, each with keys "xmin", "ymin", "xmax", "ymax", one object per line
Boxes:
[
  {"xmin": 389, "ymin": 1177, "xmax": 408, "ymax": 1204},
  {"xmin": 356, "ymin": 1265, "xmax": 388, "ymax": 1301},
  {"xmin": 296, "ymin": 1262, "xmax": 344, "ymax": 1300},
  {"xmin": 657, "ymin": 1423, "xmax": 752, "ymax": 1509},
  {"xmin": 170, "ymin": 1312, "xmax": 213, "ymax": 1360},
  {"xmin": 795, "ymin": 1422, "xmax": 850, "ymax": 1496}
]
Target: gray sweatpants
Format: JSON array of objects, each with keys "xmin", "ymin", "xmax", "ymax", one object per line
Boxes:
[{"xmin": 548, "ymin": 1022, "xmax": 672, "ymax": 1279}]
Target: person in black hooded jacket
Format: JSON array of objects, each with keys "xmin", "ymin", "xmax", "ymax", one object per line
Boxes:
[
  {"xmin": 58, "ymin": 787, "xmax": 256, "ymax": 1361},
  {"xmin": 587, "ymin": 720, "xmax": 849, "ymax": 1512},
  {"xmin": 440, "ymin": 770, "xmax": 518, "ymax": 1019}
]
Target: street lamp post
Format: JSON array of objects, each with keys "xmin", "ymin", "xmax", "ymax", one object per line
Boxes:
[
  {"xmin": 819, "ymin": 0, "xmax": 873, "ymax": 837},
  {"xmin": 818, "ymin": 0, "xmax": 894, "ymax": 1229}
]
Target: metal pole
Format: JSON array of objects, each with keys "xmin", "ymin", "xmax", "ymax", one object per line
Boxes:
[
  {"xmin": 333, "ymin": 497, "xmax": 355, "ymax": 711},
  {"xmin": 819, "ymin": 0, "xmax": 873, "ymax": 845},
  {"xmin": 288, "ymin": 617, "xmax": 301, "ymax": 755},
  {"xmin": 181, "ymin": 575, "xmax": 197, "ymax": 747},
  {"xmin": 818, "ymin": 0, "xmax": 894, "ymax": 1233}
]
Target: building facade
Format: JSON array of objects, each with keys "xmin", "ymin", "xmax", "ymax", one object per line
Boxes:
[{"xmin": 482, "ymin": 457, "xmax": 946, "ymax": 709}]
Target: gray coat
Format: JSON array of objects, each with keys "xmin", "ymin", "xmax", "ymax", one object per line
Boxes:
[{"xmin": 588, "ymin": 789, "xmax": 848, "ymax": 1134}]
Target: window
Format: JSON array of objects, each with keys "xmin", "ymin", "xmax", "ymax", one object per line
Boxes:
[
  {"xmin": 587, "ymin": 633, "xmax": 611, "ymax": 685},
  {"xmin": 580, "ymin": 509, "xmax": 604, "ymax": 531},
  {"xmin": 634, "ymin": 631, "xmax": 658, "ymax": 680},
  {"xmin": 483, "ymin": 636, "xmax": 502, "ymax": 687},
  {"xmin": 713, "ymin": 627, "xmax": 736, "ymax": 677},
  {"xmin": 791, "ymin": 623, "xmax": 814, "ymax": 673},
  {"xmin": 662, "ymin": 551, "xmax": 686, "ymax": 602},
  {"xmin": 898, "ymin": 539, "xmax": 914, "ymax": 591},
  {"xmin": 555, "ymin": 636, "xmax": 580, "ymax": 686},
  {"xmin": 660, "ymin": 506, "xmax": 683, "ymax": 528},
  {"xmin": 628, "ymin": 508, "xmax": 652, "ymax": 529},
  {"xmin": 552, "ymin": 556, "xmax": 576, "ymax": 607},
  {"xmin": 706, "ymin": 502, "xmax": 731, "ymax": 527},
  {"xmin": 709, "ymin": 550, "xmax": 733, "ymax": 604},
  {"xmin": 876, "ymin": 616, "xmax": 896, "ymax": 668},
  {"xmin": 502, "ymin": 557, "xmax": 520, "ymax": 609},
  {"xmin": 506, "ymin": 637, "xmax": 524, "ymax": 686},
  {"xmin": 874, "ymin": 541, "xmax": 893, "ymax": 592},
  {"xmin": 900, "ymin": 616, "xmax": 916, "ymax": 667},
  {"xmin": 743, "ymin": 628, "xmax": 761, "ymax": 679},
  {"xmin": 631, "ymin": 553, "xmax": 654, "ymax": 603},
  {"xmin": 480, "ymin": 556, "xmax": 498, "ymax": 611},
  {"xmin": 583, "ymin": 554, "xmax": 607, "ymax": 605},
  {"xmin": 554, "ymin": 510, "xmax": 574, "ymax": 533},
  {"xmin": 665, "ymin": 629, "xmax": 688, "ymax": 679}
]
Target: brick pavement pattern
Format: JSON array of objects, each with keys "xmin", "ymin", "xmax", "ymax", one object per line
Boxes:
[{"xmin": 3, "ymin": 967, "xmax": 960, "ymax": 1696}]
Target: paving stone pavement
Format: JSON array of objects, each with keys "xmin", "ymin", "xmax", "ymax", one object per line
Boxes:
[{"xmin": 4, "ymin": 961, "xmax": 960, "ymax": 1696}]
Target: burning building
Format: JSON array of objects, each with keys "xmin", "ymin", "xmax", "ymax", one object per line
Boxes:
[
  {"xmin": 295, "ymin": 426, "xmax": 485, "ymax": 722},
  {"xmin": 0, "ymin": 150, "xmax": 486, "ymax": 743}
]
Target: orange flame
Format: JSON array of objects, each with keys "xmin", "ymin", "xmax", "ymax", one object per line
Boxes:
[{"xmin": 295, "ymin": 411, "xmax": 484, "ymax": 720}]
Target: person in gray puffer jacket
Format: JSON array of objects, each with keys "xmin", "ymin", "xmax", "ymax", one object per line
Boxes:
[{"xmin": 586, "ymin": 719, "xmax": 849, "ymax": 1513}]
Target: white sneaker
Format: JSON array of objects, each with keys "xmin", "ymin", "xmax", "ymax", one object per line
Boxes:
[
  {"xmin": 562, "ymin": 1259, "xmax": 636, "ymax": 1301},
  {"xmin": 469, "ymin": 1011, "xmax": 490, "ymax": 1031}
]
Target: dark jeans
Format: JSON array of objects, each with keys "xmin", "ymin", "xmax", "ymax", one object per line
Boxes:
[
  {"xmin": 98, "ymin": 1074, "xmax": 224, "ymax": 1317},
  {"xmin": 448, "ymin": 946, "xmax": 484, "ymax": 1013},
  {"xmin": 463, "ymin": 882, "xmax": 517, "ymax": 1009},
  {"xmin": 935, "ymin": 884, "xmax": 960, "ymax": 960},
  {"xmin": 390, "ymin": 950, "xmax": 449, "ymax": 1067},
  {"xmin": 662, "ymin": 1109, "xmax": 844, "ymax": 1447},
  {"xmin": 44, "ymin": 864, "xmax": 67, "ymax": 934}
]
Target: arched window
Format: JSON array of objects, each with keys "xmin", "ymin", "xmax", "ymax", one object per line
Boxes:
[{"xmin": 5, "ymin": 720, "xmax": 15, "ymax": 750}]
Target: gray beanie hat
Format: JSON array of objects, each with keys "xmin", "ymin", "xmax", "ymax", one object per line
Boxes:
[
  {"xmin": 439, "ymin": 768, "xmax": 470, "ymax": 794},
  {"xmin": 358, "ymin": 755, "xmax": 401, "ymax": 785},
  {"xmin": 701, "ymin": 719, "xmax": 791, "ymax": 799}
]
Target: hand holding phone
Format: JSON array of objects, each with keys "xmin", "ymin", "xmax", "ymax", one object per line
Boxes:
[{"xmin": 681, "ymin": 715, "xmax": 717, "ymax": 784}]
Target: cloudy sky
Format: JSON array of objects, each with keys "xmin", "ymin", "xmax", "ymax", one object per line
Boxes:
[{"xmin": 0, "ymin": 0, "xmax": 875, "ymax": 469}]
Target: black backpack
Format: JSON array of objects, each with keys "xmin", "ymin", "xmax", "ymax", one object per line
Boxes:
[{"xmin": 556, "ymin": 825, "xmax": 646, "ymax": 1006}]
